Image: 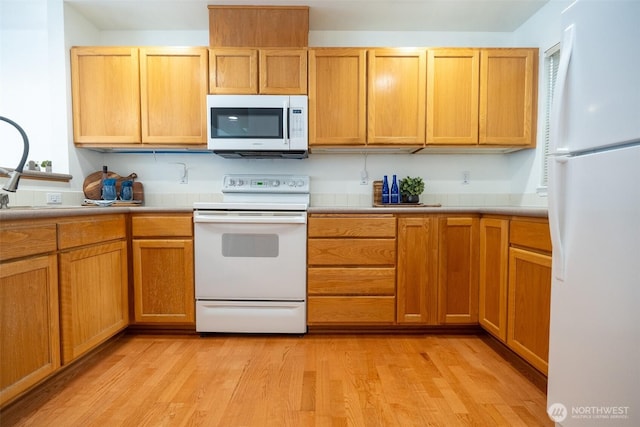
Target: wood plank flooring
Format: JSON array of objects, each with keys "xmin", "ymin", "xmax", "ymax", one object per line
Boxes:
[{"xmin": 1, "ymin": 333, "xmax": 552, "ymax": 426}]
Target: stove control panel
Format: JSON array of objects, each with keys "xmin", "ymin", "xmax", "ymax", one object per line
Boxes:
[{"xmin": 222, "ymin": 174, "xmax": 310, "ymax": 194}]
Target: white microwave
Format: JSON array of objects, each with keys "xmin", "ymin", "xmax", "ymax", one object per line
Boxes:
[{"xmin": 207, "ymin": 95, "xmax": 308, "ymax": 159}]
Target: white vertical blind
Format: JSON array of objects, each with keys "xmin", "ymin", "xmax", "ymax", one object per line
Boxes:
[{"xmin": 542, "ymin": 44, "xmax": 561, "ymax": 188}]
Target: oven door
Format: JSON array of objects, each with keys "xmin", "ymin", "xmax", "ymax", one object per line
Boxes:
[{"xmin": 194, "ymin": 210, "xmax": 307, "ymax": 300}]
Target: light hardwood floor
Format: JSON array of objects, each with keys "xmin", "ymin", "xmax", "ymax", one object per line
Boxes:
[{"xmin": 1, "ymin": 334, "xmax": 552, "ymax": 426}]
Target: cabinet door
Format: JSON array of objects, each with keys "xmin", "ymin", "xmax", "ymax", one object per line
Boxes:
[
  {"xmin": 70, "ymin": 47, "xmax": 141, "ymax": 144},
  {"xmin": 1, "ymin": 255, "xmax": 59, "ymax": 408},
  {"xmin": 209, "ymin": 48, "xmax": 258, "ymax": 94},
  {"xmin": 259, "ymin": 49, "xmax": 307, "ymax": 94},
  {"xmin": 507, "ymin": 247, "xmax": 551, "ymax": 374},
  {"xmin": 479, "ymin": 48, "xmax": 538, "ymax": 146},
  {"xmin": 132, "ymin": 239, "xmax": 194, "ymax": 324},
  {"xmin": 396, "ymin": 216, "xmax": 438, "ymax": 324},
  {"xmin": 426, "ymin": 49, "xmax": 480, "ymax": 145},
  {"xmin": 479, "ymin": 218, "xmax": 509, "ymax": 341},
  {"xmin": 140, "ymin": 47, "xmax": 208, "ymax": 145},
  {"xmin": 59, "ymin": 241, "xmax": 128, "ymax": 364},
  {"xmin": 438, "ymin": 217, "xmax": 479, "ymax": 324},
  {"xmin": 308, "ymin": 48, "xmax": 367, "ymax": 145},
  {"xmin": 368, "ymin": 49, "xmax": 426, "ymax": 145}
]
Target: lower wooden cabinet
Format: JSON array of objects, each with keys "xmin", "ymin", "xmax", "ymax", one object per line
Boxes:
[
  {"xmin": 507, "ymin": 240, "xmax": 552, "ymax": 375},
  {"xmin": 0, "ymin": 254, "xmax": 59, "ymax": 408},
  {"xmin": 437, "ymin": 216, "xmax": 479, "ymax": 324},
  {"xmin": 59, "ymin": 240, "xmax": 128, "ymax": 364},
  {"xmin": 307, "ymin": 214, "xmax": 396, "ymax": 325},
  {"xmin": 131, "ymin": 214, "xmax": 194, "ymax": 325},
  {"xmin": 479, "ymin": 217, "xmax": 509, "ymax": 340},
  {"xmin": 396, "ymin": 216, "xmax": 438, "ymax": 324},
  {"xmin": 479, "ymin": 217, "xmax": 552, "ymax": 375},
  {"xmin": 57, "ymin": 215, "xmax": 128, "ymax": 365}
]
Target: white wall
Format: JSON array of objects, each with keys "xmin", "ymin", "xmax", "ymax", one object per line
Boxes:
[
  {"xmin": 509, "ymin": 0, "xmax": 570, "ymax": 199},
  {"xmin": 1, "ymin": 0, "xmax": 67, "ymax": 176},
  {"xmin": 2, "ymin": 0, "xmax": 566, "ymax": 207}
]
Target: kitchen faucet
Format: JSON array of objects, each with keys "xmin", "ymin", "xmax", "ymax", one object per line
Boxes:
[{"xmin": 0, "ymin": 116, "xmax": 30, "ymax": 197}]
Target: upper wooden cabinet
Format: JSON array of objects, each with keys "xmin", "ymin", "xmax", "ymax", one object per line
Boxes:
[
  {"xmin": 480, "ymin": 49, "xmax": 538, "ymax": 146},
  {"xmin": 71, "ymin": 46, "xmax": 208, "ymax": 148},
  {"xmin": 208, "ymin": 6, "xmax": 309, "ymax": 48},
  {"xmin": 140, "ymin": 47, "xmax": 208, "ymax": 145},
  {"xmin": 427, "ymin": 48, "xmax": 538, "ymax": 147},
  {"xmin": 368, "ymin": 49, "xmax": 427, "ymax": 145},
  {"xmin": 310, "ymin": 47, "xmax": 426, "ymax": 148},
  {"xmin": 209, "ymin": 49, "xmax": 257, "ymax": 94},
  {"xmin": 309, "ymin": 48, "xmax": 367, "ymax": 146},
  {"xmin": 209, "ymin": 48, "xmax": 307, "ymax": 94},
  {"xmin": 426, "ymin": 48, "xmax": 480, "ymax": 145},
  {"xmin": 71, "ymin": 47, "xmax": 141, "ymax": 144},
  {"xmin": 309, "ymin": 46, "xmax": 536, "ymax": 150}
]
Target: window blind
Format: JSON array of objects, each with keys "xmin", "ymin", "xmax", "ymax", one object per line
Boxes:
[{"xmin": 542, "ymin": 44, "xmax": 560, "ymax": 188}]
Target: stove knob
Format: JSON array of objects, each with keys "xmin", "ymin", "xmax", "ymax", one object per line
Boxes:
[
  {"xmin": 287, "ymin": 180, "xmax": 295, "ymax": 187},
  {"xmin": 272, "ymin": 180, "xmax": 280, "ymax": 187},
  {"xmin": 228, "ymin": 179, "xmax": 236, "ymax": 186},
  {"xmin": 237, "ymin": 179, "xmax": 244, "ymax": 187},
  {"xmin": 296, "ymin": 180, "xmax": 305, "ymax": 187}
]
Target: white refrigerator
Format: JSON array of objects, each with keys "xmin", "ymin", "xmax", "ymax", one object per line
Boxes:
[{"xmin": 547, "ymin": 0, "xmax": 640, "ymax": 426}]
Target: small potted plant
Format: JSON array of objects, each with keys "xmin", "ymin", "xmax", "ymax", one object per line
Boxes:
[
  {"xmin": 41, "ymin": 160, "xmax": 52, "ymax": 172},
  {"xmin": 400, "ymin": 176, "xmax": 424, "ymax": 203}
]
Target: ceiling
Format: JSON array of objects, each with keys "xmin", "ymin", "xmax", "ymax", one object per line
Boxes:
[{"xmin": 65, "ymin": 0, "xmax": 549, "ymax": 32}]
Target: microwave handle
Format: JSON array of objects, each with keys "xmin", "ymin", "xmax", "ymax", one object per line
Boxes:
[{"xmin": 283, "ymin": 100, "xmax": 289, "ymax": 144}]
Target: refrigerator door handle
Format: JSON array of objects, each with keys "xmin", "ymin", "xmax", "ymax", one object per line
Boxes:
[
  {"xmin": 549, "ymin": 156, "xmax": 568, "ymax": 281},
  {"xmin": 550, "ymin": 23, "xmax": 575, "ymax": 155}
]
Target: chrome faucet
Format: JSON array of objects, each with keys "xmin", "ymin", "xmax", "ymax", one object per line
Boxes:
[{"xmin": 0, "ymin": 116, "xmax": 30, "ymax": 194}]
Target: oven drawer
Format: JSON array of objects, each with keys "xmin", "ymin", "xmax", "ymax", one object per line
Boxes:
[
  {"xmin": 196, "ymin": 301, "xmax": 306, "ymax": 333},
  {"xmin": 308, "ymin": 296, "xmax": 396, "ymax": 324}
]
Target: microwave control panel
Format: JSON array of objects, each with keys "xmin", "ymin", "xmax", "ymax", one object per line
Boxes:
[{"xmin": 289, "ymin": 107, "xmax": 305, "ymax": 139}]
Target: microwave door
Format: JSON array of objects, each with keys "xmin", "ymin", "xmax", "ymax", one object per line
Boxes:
[{"xmin": 210, "ymin": 107, "xmax": 286, "ymax": 150}]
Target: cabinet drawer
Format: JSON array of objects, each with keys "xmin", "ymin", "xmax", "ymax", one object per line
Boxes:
[
  {"xmin": 308, "ymin": 267, "xmax": 395, "ymax": 295},
  {"xmin": 308, "ymin": 239, "xmax": 396, "ymax": 265},
  {"xmin": 308, "ymin": 215, "xmax": 396, "ymax": 238},
  {"xmin": 132, "ymin": 214, "xmax": 193, "ymax": 237},
  {"xmin": 308, "ymin": 296, "xmax": 396, "ymax": 323},
  {"xmin": 58, "ymin": 215, "xmax": 126, "ymax": 249},
  {"xmin": 0, "ymin": 222, "xmax": 57, "ymax": 262},
  {"xmin": 509, "ymin": 219, "xmax": 551, "ymax": 253}
]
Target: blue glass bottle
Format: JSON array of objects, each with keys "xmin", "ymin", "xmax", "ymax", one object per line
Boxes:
[
  {"xmin": 381, "ymin": 175, "xmax": 390, "ymax": 204},
  {"xmin": 391, "ymin": 175, "xmax": 399, "ymax": 204}
]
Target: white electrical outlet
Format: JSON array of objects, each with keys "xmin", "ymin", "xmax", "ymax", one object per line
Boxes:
[
  {"xmin": 46, "ymin": 192, "xmax": 62, "ymax": 204},
  {"xmin": 360, "ymin": 170, "xmax": 368, "ymax": 185},
  {"xmin": 463, "ymin": 171, "xmax": 470, "ymax": 185}
]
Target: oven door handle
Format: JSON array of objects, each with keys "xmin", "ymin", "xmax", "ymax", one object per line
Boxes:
[{"xmin": 194, "ymin": 212, "xmax": 307, "ymax": 224}]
